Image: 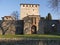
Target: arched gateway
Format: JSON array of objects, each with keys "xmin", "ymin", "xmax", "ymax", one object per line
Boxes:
[{"xmin": 31, "ymin": 25, "xmax": 37, "ymax": 34}]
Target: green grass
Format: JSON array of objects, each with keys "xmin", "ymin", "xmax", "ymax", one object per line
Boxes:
[{"xmin": 0, "ymin": 34, "xmax": 60, "ymax": 39}]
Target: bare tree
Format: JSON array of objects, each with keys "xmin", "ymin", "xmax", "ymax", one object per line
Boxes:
[
  {"xmin": 2, "ymin": 20, "xmax": 15, "ymax": 35},
  {"xmin": 11, "ymin": 11, "xmax": 19, "ymax": 20},
  {"xmin": 0, "ymin": 16, "xmax": 16, "ymax": 35},
  {"xmin": 48, "ymin": 0, "xmax": 60, "ymax": 12},
  {"xmin": 46, "ymin": 13, "xmax": 52, "ymax": 20},
  {"xmin": 48, "ymin": 0, "xmax": 60, "ymax": 19}
]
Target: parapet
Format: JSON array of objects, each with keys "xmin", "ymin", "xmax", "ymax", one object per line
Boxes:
[{"xmin": 20, "ymin": 4, "xmax": 40, "ymax": 7}]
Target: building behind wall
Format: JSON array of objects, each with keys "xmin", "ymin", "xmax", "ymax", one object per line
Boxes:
[{"xmin": 38, "ymin": 20, "xmax": 60, "ymax": 34}]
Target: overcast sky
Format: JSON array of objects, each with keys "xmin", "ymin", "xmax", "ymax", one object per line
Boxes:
[{"xmin": 0, "ymin": 0, "xmax": 58, "ymax": 20}]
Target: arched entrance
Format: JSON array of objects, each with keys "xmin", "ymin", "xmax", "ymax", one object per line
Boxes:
[{"xmin": 31, "ymin": 25, "xmax": 37, "ymax": 34}]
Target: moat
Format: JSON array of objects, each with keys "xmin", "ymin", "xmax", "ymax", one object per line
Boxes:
[{"xmin": 0, "ymin": 38, "xmax": 60, "ymax": 45}]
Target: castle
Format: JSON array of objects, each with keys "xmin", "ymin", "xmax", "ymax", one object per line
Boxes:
[{"xmin": 0, "ymin": 4, "xmax": 60, "ymax": 35}]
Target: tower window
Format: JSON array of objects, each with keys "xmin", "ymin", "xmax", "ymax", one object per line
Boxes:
[
  {"xmin": 33, "ymin": 9, "xmax": 34, "ymax": 11},
  {"xmin": 35, "ymin": 17, "xmax": 36, "ymax": 24},
  {"xmin": 52, "ymin": 24, "xmax": 55, "ymax": 27},
  {"xmin": 31, "ymin": 17, "xmax": 33, "ymax": 24}
]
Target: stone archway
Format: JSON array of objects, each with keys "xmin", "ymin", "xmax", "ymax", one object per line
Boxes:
[{"xmin": 31, "ymin": 25, "xmax": 37, "ymax": 34}]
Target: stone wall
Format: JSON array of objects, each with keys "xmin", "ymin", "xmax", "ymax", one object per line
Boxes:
[
  {"xmin": 0, "ymin": 20, "xmax": 24, "ymax": 35},
  {"xmin": 38, "ymin": 20, "xmax": 60, "ymax": 34},
  {"xmin": 23, "ymin": 15, "xmax": 40, "ymax": 34}
]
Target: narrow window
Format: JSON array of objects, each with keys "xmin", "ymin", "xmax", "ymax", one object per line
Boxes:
[
  {"xmin": 32, "ymin": 5, "xmax": 34, "ymax": 7},
  {"xmin": 33, "ymin": 9, "xmax": 34, "ymax": 11},
  {"xmin": 35, "ymin": 17, "xmax": 36, "ymax": 24},
  {"xmin": 31, "ymin": 17, "xmax": 33, "ymax": 24}
]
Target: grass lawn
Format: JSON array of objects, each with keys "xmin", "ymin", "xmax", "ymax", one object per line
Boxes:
[{"xmin": 0, "ymin": 34, "xmax": 60, "ymax": 39}]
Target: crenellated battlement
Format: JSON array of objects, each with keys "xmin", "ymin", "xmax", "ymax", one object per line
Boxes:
[
  {"xmin": 20, "ymin": 4, "xmax": 39, "ymax": 7},
  {"xmin": 20, "ymin": 4, "xmax": 40, "ymax": 20}
]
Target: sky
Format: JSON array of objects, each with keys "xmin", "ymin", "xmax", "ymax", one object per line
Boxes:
[{"xmin": 0, "ymin": 0, "xmax": 59, "ymax": 20}]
